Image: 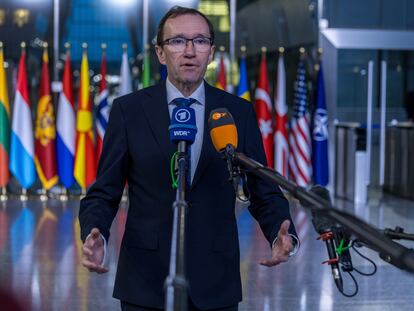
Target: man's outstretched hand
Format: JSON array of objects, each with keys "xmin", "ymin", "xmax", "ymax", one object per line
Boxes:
[
  {"xmin": 81, "ymin": 228, "xmax": 109, "ymax": 274},
  {"xmin": 259, "ymin": 219, "xmax": 293, "ymax": 267}
]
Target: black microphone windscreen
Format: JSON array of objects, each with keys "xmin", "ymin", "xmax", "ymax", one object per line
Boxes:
[{"xmin": 305, "ymin": 185, "xmax": 337, "ymax": 233}]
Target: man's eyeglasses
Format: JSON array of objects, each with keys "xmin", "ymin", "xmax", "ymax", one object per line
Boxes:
[{"xmin": 162, "ymin": 36, "xmax": 213, "ymax": 53}]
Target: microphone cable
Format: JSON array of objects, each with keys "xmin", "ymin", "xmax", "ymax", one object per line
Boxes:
[
  {"xmin": 339, "ymin": 271, "xmax": 358, "ymax": 297},
  {"xmin": 170, "ymin": 151, "xmax": 179, "ymax": 189},
  {"xmin": 335, "ymin": 240, "xmax": 377, "ymax": 297},
  {"xmin": 351, "ymin": 241, "xmax": 378, "ymax": 276}
]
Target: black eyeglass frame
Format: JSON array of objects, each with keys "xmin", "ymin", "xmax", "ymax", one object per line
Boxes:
[{"xmin": 161, "ymin": 36, "xmax": 214, "ymax": 48}]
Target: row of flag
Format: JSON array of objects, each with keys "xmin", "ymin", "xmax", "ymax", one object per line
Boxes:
[
  {"xmin": 0, "ymin": 42, "xmax": 145, "ymax": 192},
  {"xmin": 223, "ymin": 47, "xmax": 329, "ymax": 187},
  {"xmin": 0, "ymin": 41, "xmax": 328, "ymax": 193}
]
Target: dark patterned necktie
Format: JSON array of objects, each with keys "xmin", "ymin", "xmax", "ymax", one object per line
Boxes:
[
  {"xmin": 172, "ymin": 97, "xmax": 196, "ymax": 186},
  {"xmin": 172, "ymin": 97, "xmax": 197, "ymax": 107}
]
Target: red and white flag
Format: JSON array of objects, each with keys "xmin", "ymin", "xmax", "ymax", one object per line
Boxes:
[
  {"xmin": 254, "ymin": 52, "xmax": 273, "ymax": 167},
  {"xmin": 274, "ymin": 53, "xmax": 289, "ymax": 177}
]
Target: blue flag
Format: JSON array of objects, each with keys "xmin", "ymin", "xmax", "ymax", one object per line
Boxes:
[
  {"xmin": 312, "ymin": 64, "xmax": 329, "ymax": 186},
  {"xmin": 237, "ymin": 56, "xmax": 250, "ymax": 101}
]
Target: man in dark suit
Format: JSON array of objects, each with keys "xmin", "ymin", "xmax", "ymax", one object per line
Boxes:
[{"xmin": 80, "ymin": 6, "xmax": 299, "ymax": 311}]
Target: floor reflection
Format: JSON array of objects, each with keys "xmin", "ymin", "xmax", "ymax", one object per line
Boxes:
[{"xmin": 0, "ymin": 194, "xmax": 413, "ymax": 311}]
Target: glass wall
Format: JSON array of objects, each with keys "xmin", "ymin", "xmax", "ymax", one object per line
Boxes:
[
  {"xmin": 324, "ymin": 0, "xmax": 414, "ymax": 30},
  {"xmin": 336, "ymin": 49, "xmax": 414, "ymax": 123}
]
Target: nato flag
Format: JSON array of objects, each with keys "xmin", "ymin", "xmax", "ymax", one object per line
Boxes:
[{"xmin": 312, "ymin": 64, "xmax": 329, "ymax": 186}]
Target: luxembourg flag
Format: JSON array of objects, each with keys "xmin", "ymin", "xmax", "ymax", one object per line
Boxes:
[
  {"xmin": 96, "ymin": 47, "xmax": 110, "ymax": 162},
  {"xmin": 56, "ymin": 48, "xmax": 75, "ymax": 189},
  {"xmin": 9, "ymin": 44, "xmax": 35, "ymax": 189}
]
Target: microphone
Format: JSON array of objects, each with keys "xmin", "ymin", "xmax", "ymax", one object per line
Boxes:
[
  {"xmin": 208, "ymin": 108, "xmax": 245, "ymax": 197},
  {"xmin": 208, "ymin": 108, "xmax": 238, "ymax": 152},
  {"xmin": 169, "ymin": 105, "xmax": 197, "ymax": 145},
  {"xmin": 305, "ymin": 185, "xmax": 349, "ymax": 291},
  {"xmin": 169, "ymin": 105, "xmax": 197, "ymax": 187}
]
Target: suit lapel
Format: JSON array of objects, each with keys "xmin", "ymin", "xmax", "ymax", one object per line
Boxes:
[
  {"xmin": 140, "ymin": 82, "xmax": 177, "ymax": 162},
  {"xmin": 140, "ymin": 81, "xmax": 225, "ymax": 186},
  {"xmin": 192, "ymin": 83, "xmax": 225, "ymax": 187}
]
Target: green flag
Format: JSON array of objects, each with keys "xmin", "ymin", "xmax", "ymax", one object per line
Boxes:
[
  {"xmin": 0, "ymin": 43, "xmax": 10, "ymax": 187},
  {"xmin": 141, "ymin": 49, "xmax": 150, "ymax": 88}
]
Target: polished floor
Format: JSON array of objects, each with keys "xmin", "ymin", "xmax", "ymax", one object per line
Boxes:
[{"xmin": 0, "ymin": 191, "xmax": 413, "ymax": 311}]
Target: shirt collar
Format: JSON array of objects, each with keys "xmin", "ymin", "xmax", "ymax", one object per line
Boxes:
[{"xmin": 166, "ymin": 77, "xmax": 205, "ymax": 106}]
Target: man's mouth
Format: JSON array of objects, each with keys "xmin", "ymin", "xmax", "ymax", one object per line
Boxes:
[{"xmin": 182, "ymin": 63, "xmax": 197, "ymax": 68}]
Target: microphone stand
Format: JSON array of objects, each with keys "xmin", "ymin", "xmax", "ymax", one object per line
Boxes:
[
  {"xmin": 165, "ymin": 141, "xmax": 190, "ymax": 311},
  {"xmin": 382, "ymin": 227, "xmax": 414, "ymax": 242},
  {"xmin": 224, "ymin": 145, "xmax": 414, "ymax": 272},
  {"xmin": 353, "ymin": 227, "xmax": 414, "ymax": 266}
]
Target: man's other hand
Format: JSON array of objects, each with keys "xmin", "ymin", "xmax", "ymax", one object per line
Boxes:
[
  {"xmin": 259, "ymin": 219, "xmax": 293, "ymax": 267},
  {"xmin": 81, "ymin": 228, "xmax": 109, "ymax": 274}
]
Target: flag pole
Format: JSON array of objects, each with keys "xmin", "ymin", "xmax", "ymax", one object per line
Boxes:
[
  {"xmin": 300, "ymin": 46, "xmax": 305, "ymax": 58},
  {"xmin": 142, "ymin": 0, "xmax": 149, "ymax": 53},
  {"xmin": 21, "ymin": 188, "xmax": 28, "ymax": 201},
  {"xmin": 58, "ymin": 42, "xmax": 71, "ymax": 202},
  {"xmin": 39, "ymin": 42, "xmax": 49, "ymax": 202},
  {"xmin": 80, "ymin": 188, "xmax": 86, "ymax": 199},
  {"xmin": 229, "ymin": 0, "xmax": 236, "ymax": 90},
  {"xmin": 39, "ymin": 188, "xmax": 48, "ymax": 201},
  {"xmin": 19, "ymin": 42, "xmax": 29, "ymax": 203},
  {"xmin": 60, "ymin": 188, "xmax": 68, "ymax": 201},
  {"xmin": 81, "ymin": 42, "xmax": 87, "ymax": 198},
  {"xmin": 0, "ymin": 187, "xmax": 7, "ymax": 202},
  {"xmin": 241, "ymin": 45, "xmax": 246, "ymax": 56},
  {"xmin": 0, "ymin": 41, "xmax": 9, "ymax": 202}
]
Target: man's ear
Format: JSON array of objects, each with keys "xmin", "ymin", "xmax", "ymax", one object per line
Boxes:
[
  {"xmin": 155, "ymin": 45, "xmax": 166, "ymax": 65},
  {"xmin": 208, "ymin": 45, "xmax": 215, "ymax": 64}
]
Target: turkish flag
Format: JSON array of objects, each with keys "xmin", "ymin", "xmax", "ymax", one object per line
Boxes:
[{"xmin": 254, "ymin": 53, "xmax": 274, "ymax": 167}]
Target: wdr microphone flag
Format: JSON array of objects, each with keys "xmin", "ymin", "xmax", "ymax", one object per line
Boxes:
[
  {"xmin": 57, "ymin": 48, "xmax": 75, "ymax": 189},
  {"xmin": 312, "ymin": 63, "xmax": 329, "ymax": 186},
  {"xmin": 96, "ymin": 48, "xmax": 110, "ymax": 162},
  {"xmin": 10, "ymin": 46, "xmax": 36, "ymax": 189},
  {"xmin": 34, "ymin": 47, "xmax": 58, "ymax": 190}
]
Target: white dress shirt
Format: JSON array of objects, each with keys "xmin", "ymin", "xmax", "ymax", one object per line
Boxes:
[{"xmin": 166, "ymin": 77, "xmax": 205, "ymax": 183}]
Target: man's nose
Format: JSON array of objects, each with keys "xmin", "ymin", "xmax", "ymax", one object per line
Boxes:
[{"xmin": 183, "ymin": 40, "xmax": 196, "ymax": 55}]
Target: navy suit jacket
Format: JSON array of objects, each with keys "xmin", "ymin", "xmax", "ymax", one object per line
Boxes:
[{"xmin": 79, "ymin": 81, "xmax": 297, "ymax": 309}]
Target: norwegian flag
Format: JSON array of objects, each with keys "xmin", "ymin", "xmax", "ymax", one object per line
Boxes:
[
  {"xmin": 289, "ymin": 57, "xmax": 312, "ymax": 187},
  {"xmin": 254, "ymin": 52, "xmax": 274, "ymax": 167},
  {"xmin": 96, "ymin": 49, "xmax": 110, "ymax": 163},
  {"xmin": 274, "ymin": 52, "xmax": 289, "ymax": 177}
]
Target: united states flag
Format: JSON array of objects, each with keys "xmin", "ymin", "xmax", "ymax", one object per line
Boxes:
[{"xmin": 288, "ymin": 57, "xmax": 312, "ymax": 187}]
